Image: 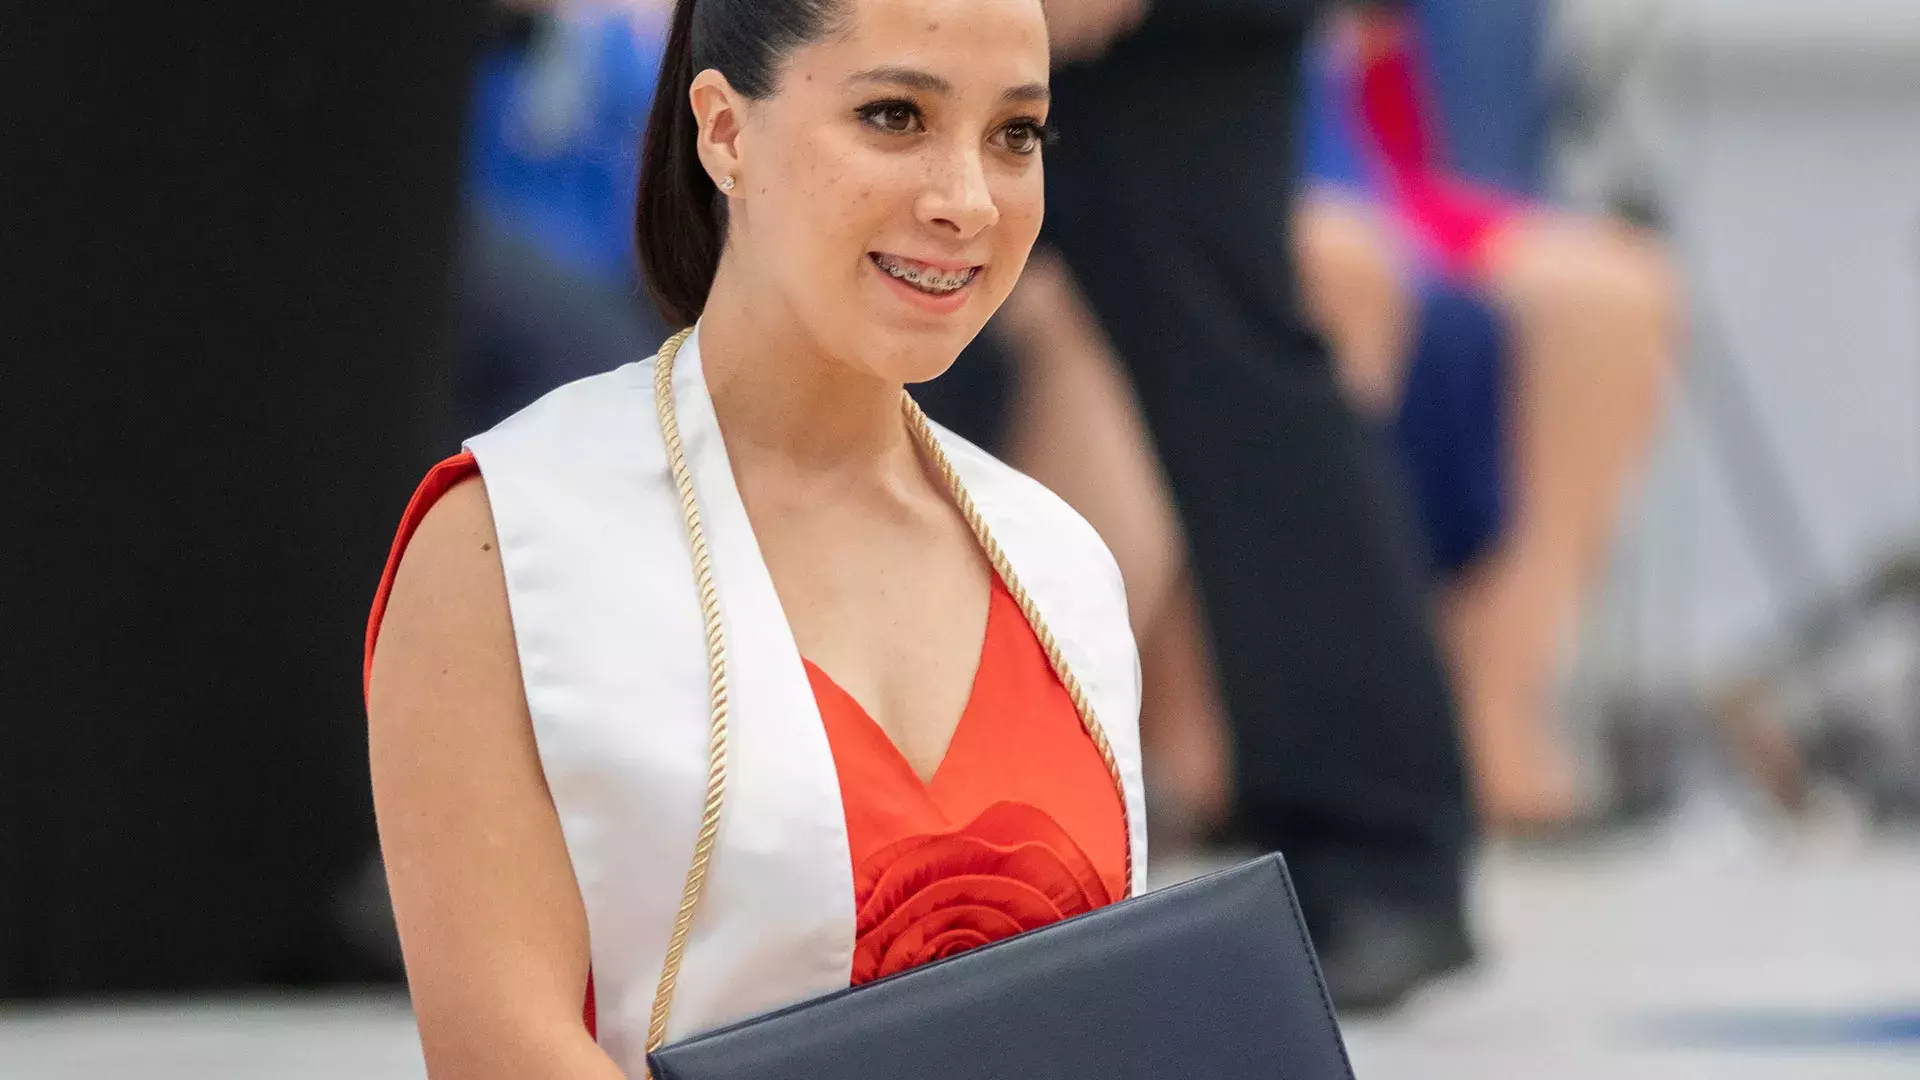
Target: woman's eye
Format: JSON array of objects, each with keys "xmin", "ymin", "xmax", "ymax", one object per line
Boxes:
[
  {"xmin": 858, "ymin": 101, "xmax": 923, "ymax": 134},
  {"xmin": 995, "ymin": 121, "xmax": 1051, "ymax": 156}
]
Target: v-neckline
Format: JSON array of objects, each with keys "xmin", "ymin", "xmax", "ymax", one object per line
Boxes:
[{"xmin": 802, "ymin": 577, "xmax": 1002, "ymax": 792}]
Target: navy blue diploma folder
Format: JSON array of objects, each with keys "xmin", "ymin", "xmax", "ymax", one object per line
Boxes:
[{"xmin": 647, "ymin": 854, "xmax": 1357, "ymax": 1079}]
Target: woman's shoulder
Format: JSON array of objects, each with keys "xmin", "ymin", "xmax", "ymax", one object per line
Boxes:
[
  {"xmin": 365, "ymin": 453, "xmax": 494, "ymax": 697},
  {"xmin": 363, "ymin": 353, "xmax": 659, "ymax": 695},
  {"xmin": 364, "ymin": 350, "xmax": 681, "ymax": 705}
]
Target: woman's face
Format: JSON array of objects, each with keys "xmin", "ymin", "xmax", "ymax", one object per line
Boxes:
[{"xmin": 711, "ymin": 0, "xmax": 1051, "ymax": 384}]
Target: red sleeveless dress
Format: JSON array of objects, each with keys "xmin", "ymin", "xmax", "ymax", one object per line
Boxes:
[{"xmin": 366, "ymin": 453, "xmax": 1128, "ymax": 1036}]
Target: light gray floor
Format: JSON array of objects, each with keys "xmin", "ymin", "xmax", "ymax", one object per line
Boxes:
[{"xmin": 5, "ymin": 834, "xmax": 1917, "ymax": 1079}]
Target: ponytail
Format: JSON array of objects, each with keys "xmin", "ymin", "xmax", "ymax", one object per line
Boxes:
[
  {"xmin": 637, "ymin": 0, "xmax": 720, "ymax": 329},
  {"xmin": 634, "ymin": 0, "xmax": 845, "ymax": 328}
]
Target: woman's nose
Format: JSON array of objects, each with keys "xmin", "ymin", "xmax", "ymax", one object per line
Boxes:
[{"xmin": 918, "ymin": 148, "xmax": 1000, "ymax": 239}]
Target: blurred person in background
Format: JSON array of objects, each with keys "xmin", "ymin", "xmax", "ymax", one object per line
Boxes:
[
  {"xmin": 1295, "ymin": 2, "xmax": 1679, "ymax": 834},
  {"xmin": 456, "ymin": 0, "xmax": 673, "ymax": 433},
  {"xmin": 917, "ymin": 0, "xmax": 1477, "ymax": 1013}
]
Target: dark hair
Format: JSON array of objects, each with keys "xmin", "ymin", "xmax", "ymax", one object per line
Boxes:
[{"xmin": 637, "ymin": 0, "xmax": 845, "ymax": 327}]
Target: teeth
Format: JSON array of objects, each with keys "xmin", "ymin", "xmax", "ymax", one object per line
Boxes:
[{"xmin": 875, "ymin": 255, "xmax": 976, "ymax": 295}]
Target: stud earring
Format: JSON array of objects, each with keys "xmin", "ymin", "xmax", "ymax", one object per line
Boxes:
[{"xmin": 718, "ymin": 175, "xmax": 736, "ymax": 192}]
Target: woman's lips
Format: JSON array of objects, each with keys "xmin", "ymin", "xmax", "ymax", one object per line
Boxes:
[{"xmin": 869, "ymin": 252, "xmax": 981, "ymax": 314}]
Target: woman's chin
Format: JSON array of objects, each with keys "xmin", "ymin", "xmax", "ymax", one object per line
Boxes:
[
  {"xmin": 854, "ymin": 336, "xmax": 970, "ymax": 388},
  {"xmin": 845, "ymin": 313, "xmax": 988, "ymax": 386},
  {"xmin": 885, "ymin": 349, "xmax": 967, "ymax": 389}
]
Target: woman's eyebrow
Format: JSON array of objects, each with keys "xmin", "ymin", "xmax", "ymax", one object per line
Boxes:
[
  {"xmin": 844, "ymin": 67, "xmax": 1050, "ymax": 105},
  {"xmin": 845, "ymin": 66, "xmax": 951, "ymax": 94}
]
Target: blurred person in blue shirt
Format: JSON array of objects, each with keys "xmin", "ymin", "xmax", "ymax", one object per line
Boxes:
[
  {"xmin": 468, "ymin": 0, "xmax": 667, "ymax": 287},
  {"xmin": 455, "ymin": 0, "xmax": 673, "ymax": 432}
]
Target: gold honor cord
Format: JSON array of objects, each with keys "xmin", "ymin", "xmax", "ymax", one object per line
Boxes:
[{"xmin": 643, "ymin": 328, "xmax": 1135, "ymax": 1062}]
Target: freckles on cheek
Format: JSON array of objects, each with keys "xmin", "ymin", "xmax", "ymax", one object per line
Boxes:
[
  {"xmin": 822, "ymin": 170, "xmax": 877, "ymax": 229},
  {"xmin": 999, "ymin": 187, "xmax": 1046, "ymax": 242}
]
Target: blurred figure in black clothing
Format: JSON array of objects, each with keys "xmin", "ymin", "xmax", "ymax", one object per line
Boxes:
[{"xmin": 918, "ymin": 0, "xmax": 1476, "ymax": 1012}]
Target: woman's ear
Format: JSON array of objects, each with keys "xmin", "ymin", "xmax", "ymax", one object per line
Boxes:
[{"xmin": 689, "ymin": 69, "xmax": 746, "ymax": 191}]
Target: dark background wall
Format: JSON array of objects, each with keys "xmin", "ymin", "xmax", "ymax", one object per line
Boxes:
[{"xmin": 4, "ymin": 2, "xmax": 483, "ymax": 995}]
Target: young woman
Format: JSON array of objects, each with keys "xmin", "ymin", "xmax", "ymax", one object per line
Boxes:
[{"xmin": 365, "ymin": 0, "xmax": 1146, "ymax": 1076}]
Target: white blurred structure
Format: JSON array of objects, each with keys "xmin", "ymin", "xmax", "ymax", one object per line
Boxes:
[{"xmin": 1563, "ymin": 0, "xmax": 1920, "ymax": 694}]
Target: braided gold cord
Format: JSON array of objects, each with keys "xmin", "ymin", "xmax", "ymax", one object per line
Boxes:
[
  {"xmin": 643, "ymin": 331, "xmax": 1138, "ymax": 1066},
  {"xmin": 646, "ymin": 328, "xmax": 729, "ymax": 1058}
]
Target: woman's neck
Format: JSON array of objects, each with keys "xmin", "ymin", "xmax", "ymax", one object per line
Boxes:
[{"xmin": 695, "ymin": 266, "xmax": 917, "ymax": 480}]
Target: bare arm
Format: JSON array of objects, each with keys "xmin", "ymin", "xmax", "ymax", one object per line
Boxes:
[{"xmin": 367, "ymin": 476, "xmax": 626, "ymax": 1079}]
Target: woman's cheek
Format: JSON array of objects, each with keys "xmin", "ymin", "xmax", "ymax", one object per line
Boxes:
[{"xmin": 996, "ymin": 170, "xmax": 1045, "ymax": 228}]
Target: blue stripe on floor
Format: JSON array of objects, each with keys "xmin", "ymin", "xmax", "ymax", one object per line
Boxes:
[{"xmin": 1633, "ymin": 1008, "xmax": 1920, "ymax": 1049}]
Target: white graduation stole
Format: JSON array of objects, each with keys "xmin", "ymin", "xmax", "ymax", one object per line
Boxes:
[{"xmin": 466, "ymin": 325, "xmax": 1147, "ymax": 1076}]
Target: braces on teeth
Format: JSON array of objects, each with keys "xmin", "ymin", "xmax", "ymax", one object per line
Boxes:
[{"xmin": 875, "ymin": 255, "xmax": 975, "ymax": 294}]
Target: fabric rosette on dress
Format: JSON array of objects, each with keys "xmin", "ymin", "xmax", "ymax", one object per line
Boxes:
[{"xmin": 851, "ymin": 801, "xmax": 1112, "ymax": 985}]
